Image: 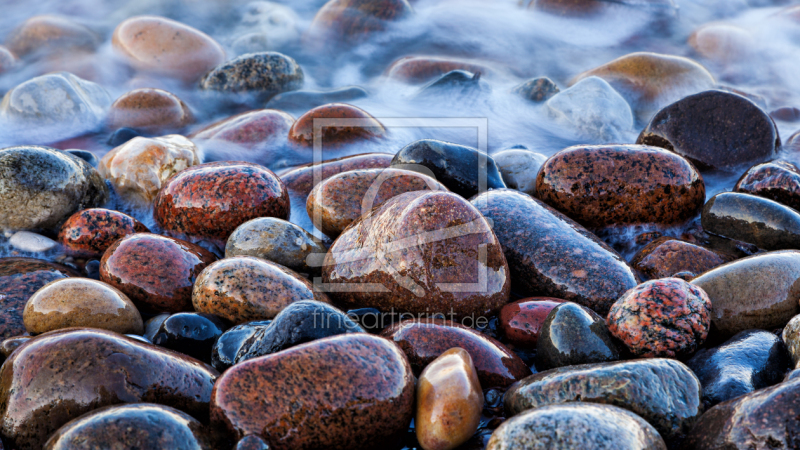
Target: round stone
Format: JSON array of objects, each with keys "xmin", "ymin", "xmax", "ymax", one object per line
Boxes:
[
  {"xmin": 689, "ymin": 23, "xmax": 754, "ymax": 64},
  {"xmin": 537, "ymin": 302, "xmax": 620, "ymax": 370},
  {"xmin": 58, "ymin": 208, "xmax": 149, "ymax": 259},
  {"xmin": 288, "ymin": 103, "xmax": 386, "ymax": 149},
  {"xmin": 152, "ymin": 312, "xmax": 229, "ymax": 363},
  {"xmin": 5, "ymin": 15, "xmax": 99, "ymax": 58},
  {"xmin": 735, "ymin": 160, "xmax": 800, "ymax": 211},
  {"xmin": 107, "ymin": 88, "xmax": 193, "ymax": 132},
  {"xmin": 701, "ymin": 192, "xmax": 800, "ymax": 251},
  {"xmin": 225, "ymin": 218, "xmax": 326, "ymax": 275},
  {"xmin": 199, "ymin": 52, "xmax": 303, "ymax": 97},
  {"xmin": 306, "ymin": 0, "xmax": 414, "ymax": 46},
  {"xmin": 190, "ymin": 109, "xmax": 295, "ymax": 149},
  {"xmin": 385, "ymin": 56, "xmax": 495, "ymax": 84},
  {"xmin": 630, "ymin": 237, "xmax": 733, "ymax": 280},
  {"xmin": 499, "ymin": 298, "xmax": 565, "ymax": 348},
  {"xmin": 492, "ymin": 149, "xmax": 547, "ymax": 196}
]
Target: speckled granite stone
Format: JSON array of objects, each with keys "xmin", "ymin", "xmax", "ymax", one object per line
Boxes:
[
  {"xmin": 735, "ymin": 160, "xmax": 800, "ymax": 211},
  {"xmin": 190, "ymin": 109, "xmax": 295, "ymax": 148},
  {"xmin": 58, "ymin": 208, "xmax": 149, "ymax": 259},
  {"xmin": 200, "ymin": 52, "xmax": 303, "ymax": 96},
  {"xmin": 702, "ymin": 191, "xmax": 800, "ymax": 251},
  {"xmin": 783, "ymin": 314, "xmax": 800, "ymax": 367},
  {"xmin": 289, "ymin": 103, "xmax": 386, "ymax": 149},
  {"xmin": 537, "ymin": 302, "xmax": 619, "ymax": 370},
  {"xmin": 631, "ymin": 237, "xmax": 733, "ymax": 280}
]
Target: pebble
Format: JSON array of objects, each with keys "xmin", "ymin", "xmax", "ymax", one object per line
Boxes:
[
  {"xmin": 734, "ymin": 160, "xmax": 800, "ymax": 211},
  {"xmin": 499, "ymin": 298, "xmax": 564, "ymax": 348},
  {"xmin": 143, "ymin": 313, "xmax": 170, "ymax": 342},
  {"xmin": 154, "ymin": 161, "xmax": 290, "ymax": 246},
  {"xmin": 234, "ymin": 435, "xmax": 271, "ymax": 450},
  {"xmin": 43, "ymin": 403, "xmax": 222, "ymax": 450},
  {"xmin": 688, "ymin": 23, "xmax": 754, "ymax": 64},
  {"xmin": 771, "ymin": 106, "xmax": 800, "ymax": 122},
  {"xmin": 487, "ymin": 403, "xmax": 667, "ymax": 450},
  {"xmin": 385, "ymin": 56, "xmax": 495, "ymax": 84},
  {"xmin": 783, "ymin": 314, "xmax": 800, "ymax": 367},
  {"xmin": 630, "ymin": 237, "xmax": 734, "ymax": 280},
  {"xmin": 266, "ymin": 86, "xmax": 369, "ymax": 112},
  {"xmin": 637, "ymin": 90, "xmax": 780, "ymax": 170},
  {"xmin": 414, "ymin": 70, "xmax": 491, "ymax": 103},
  {"xmin": 0, "ymin": 328, "xmax": 218, "ymax": 450},
  {"xmin": 390, "ymin": 139, "xmax": 506, "ymax": 198},
  {"xmin": 210, "ymin": 319, "xmax": 272, "ymax": 372},
  {"xmin": 58, "ymin": 208, "xmax": 149, "ymax": 259},
  {"xmin": 686, "ymin": 329, "xmax": 791, "ymax": 409},
  {"xmin": 8, "ymin": 231, "xmax": 58, "ymax": 253},
  {"xmin": 505, "ymin": 358, "xmax": 703, "ymax": 444},
  {"xmin": 288, "ymin": 103, "xmax": 386, "ymax": 149},
  {"xmin": 545, "ymin": 76, "xmax": 634, "ymax": 142},
  {"xmin": 225, "ymin": 217, "xmax": 326, "ymax": 275},
  {"xmin": 691, "ymin": 251, "xmax": 800, "ymax": 339},
  {"xmin": 511, "ymin": 77, "xmax": 560, "ymax": 103},
  {"xmin": 211, "ymin": 333, "xmax": 414, "ymax": 449},
  {"xmin": 152, "ymin": 312, "xmax": 229, "ymax": 363},
  {"xmin": 192, "ymin": 256, "xmax": 330, "ymax": 324},
  {"xmin": 416, "ymin": 348, "xmax": 483, "ymax": 450},
  {"xmin": 112, "ymin": 15, "xmax": 225, "ymax": 82},
  {"xmin": 0, "ymin": 45, "xmax": 15, "ymax": 74},
  {"xmin": 471, "ymin": 189, "xmax": 638, "ymax": 315},
  {"xmin": 200, "ymin": 52, "xmax": 304, "ymax": 98},
  {"xmin": 702, "ymin": 192, "xmax": 800, "ymax": 251},
  {"xmin": 607, "ymin": 278, "xmax": 711, "ymax": 358},
  {"xmin": 322, "ymin": 190, "xmax": 510, "ymax": 318},
  {"xmin": 23, "ymin": 278, "xmax": 144, "ymax": 335},
  {"xmin": 107, "ymin": 88, "xmax": 193, "ymax": 132},
  {"xmin": 5, "ymin": 15, "xmax": 99, "ymax": 58},
  {"xmin": 492, "ymin": 148, "xmax": 547, "ymax": 196},
  {"xmin": 189, "ymin": 109, "xmax": 295, "ymax": 150},
  {"xmin": 536, "ymin": 144, "xmax": 705, "ymax": 228},
  {"xmin": 0, "ymin": 336, "xmax": 31, "ymax": 359},
  {"xmin": 100, "ymin": 233, "xmax": 217, "ymax": 313},
  {"xmin": 65, "ymin": 149, "xmax": 98, "ymax": 167},
  {"xmin": 537, "ymin": 302, "xmax": 620, "ymax": 370},
  {"xmin": 98, "ymin": 135, "xmax": 200, "ymax": 207},
  {"xmin": 306, "ymin": 0, "xmax": 414, "ymax": 46},
  {"xmin": 380, "ymin": 318, "xmax": 532, "ymax": 388}
]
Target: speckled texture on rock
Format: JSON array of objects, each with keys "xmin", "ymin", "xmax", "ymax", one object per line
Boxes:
[
  {"xmin": 200, "ymin": 52, "xmax": 303, "ymax": 96},
  {"xmin": 288, "ymin": 103, "xmax": 386, "ymax": 148},
  {"xmin": 537, "ymin": 302, "xmax": 619, "ymax": 370},
  {"xmin": 535, "ymin": 144, "xmax": 705, "ymax": 228},
  {"xmin": 190, "ymin": 109, "xmax": 295, "ymax": 148},
  {"xmin": 107, "ymin": 88, "xmax": 193, "ymax": 132},
  {"xmin": 607, "ymin": 278, "xmax": 711, "ymax": 358},
  {"xmin": 306, "ymin": 0, "xmax": 414, "ymax": 45},
  {"xmin": 380, "ymin": 319, "xmax": 531, "ymax": 388},
  {"xmin": 499, "ymin": 298, "xmax": 564, "ymax": 348},
  {"xmin": 783, "ymin": 314, "xmax": 800, "ymax": 367},
  {"xmin": 471, "ymin": 189, "xmax": 638, "ymax": 315},
  {"xmin": 702, "ymin": 191, "xmax": 800, "ymax": 251},
  {"xmin": 225, "ymin": 217, "xmax": 326, "ymax": 275},
  {"xmin": 100, "ymin": 233, "xmax": 217, "ymax": 313},
  {"xmin": 211, "ymin": 333, "xmax": 415, "ymax": 450},
  {"xmin": 505, "ymin": 358, "xmax": 703, "ymax": 444},
  {"xmin": 154, "ymin": 161, "xmax": 289, "ymax": 246},
  {"xmin": 735, "ymin": 160, "xmax": 800, "ymax": 211},
  {"xmin": 0, "ymin": 328, "xmax": 219, "ymax": 450},
  {"xmin": 58, "ymin": 208, "xmax": 149, "ymax": 259},
  {"xmin": 630, "ymin": 237, "xmax": 733, "ymax": 280}
]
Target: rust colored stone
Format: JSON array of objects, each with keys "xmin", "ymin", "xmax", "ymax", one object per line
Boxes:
[
  {"xmin": 735, "ymin": 160, "xmax": 800, "ymax": 211},
  {"xmin": 631, "ymin": 237, "xmax": 734, "ymax": 280},
  {"xmin": 190, "ymin": 109, "xmax": 295, "ymax": 148},
  {"xmin": 288, "ymin": 103, "xmax": 386, "ymax": 149},
  {"xmin": 499, "ymin": 298, "xmax": 565, "ymax": 348},
  {"xmin": 58, "ymin": 208, "xmax": 149, "ymax": 259},
  {"xmin": 306, "ymin": 0, "xmax": 413, "ymax": 46},
  {"xmin": 386, "ymin": 56, "xmax": 495, "ymax": 84},
  {"xmin": 107, "ymin": 88, "xmax": 193, "ymax": 132},
  {"xmin": 6, "ymin": 15, "xmax": 99, "ymax": 57}
]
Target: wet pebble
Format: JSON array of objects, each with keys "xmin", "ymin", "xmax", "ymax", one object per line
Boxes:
[
  {"xmin": 8, "ymin": 231, "xmax": 58, "ymax": 253},
  {"xmin": 499, "ymin": 297, "xmax": 564, "ymax": 348},
  {"xmin": 225, "ymin": 217, "xmax": 326, "ymax": 275},
  {"xmin": 511, "ymin": 77, "xmax": 560, "ymax": 103},
  {"xmin": 58, "ymin": 208, "xmax": 149, "ymax": 259},
  {"xmin": 65, "ymin": 149, "xmax": 98, "ymax": 167},
  {"xmin": 144, "ymin": 313, "xmax": 173, "ymax": 342},
  {"xmin": 492, "ymin": 148, "xmax": 547, "ymax": 197},
  {"xmin": 306, "ymin": 0, "xmax": 414, "ymax": 46},
  {"xmin": 6, "ymin": 15, "xmax": 99, "ymax": 58},
  {"xmin": 200, "ymin": 51, "xmax": 303, "ymax": 99},
  {"xmin": 107, "ymin": 88, "xmax": 193, "ymax": 132},
  {"xmin": 537, "ymin": 302, "xmax": 619, "ymax": 370},
  {"xmin": 414, "ymin": 70, "xmax": 491, "ymax": 103},
  {"xmin": 545, "ymin": 76, "xmax": 634, "ymax": 142},
  {"xmin": 386, "ymin": 55, "xmax": 495, "ymax": 84},
  {"xmin": 702, "ymin": 191, "xmax": 800, "ymax": 251},
  {"xmin": 783, "ymin": 314, "xmax": 800, "ymax": 367},
  {"xmin": 288, "ymin": 103, "xmax": 386, "ymax": 149},
  {"xmin": 734, "ymin": 160, "xmax": 800, "ymax": 211},
  {"xmin": 630, "ymin": 237, "xmax": 734, "ymax": 280},
  {"xmin": 210, "ymin": 319, "xmax": 272, "ymax": 372},
  {"xmin": 152, "ymin": 312, "xmax": 229, "ymax": 363},
  {"xmin": 189, "ymin": 109, "xmax": 295, "ymax": 150},
  {"xmin": 0, "ymin": 336, "xmax": 31, "ymax": 359},
  {"xmin": 106, "ymin": 127, "xmax": 141, "ymax": 146}
]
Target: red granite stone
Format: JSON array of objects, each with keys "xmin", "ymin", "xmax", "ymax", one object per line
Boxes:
[
  {"xmin": 58, "ymin": 208, "xmax": 149, "ymax": 259},
  {"xmin": 385, "ymin": 56, "xmax": 496, "ymax": 84},
  {"xmin": 288, "ymin": 103, "xmax": 386, "ymax": 149},
  {"xmin": 499, "ymin": 298, "xmax": 565, "ymax": 348},
  {"xmin": 630, "ymin": 237, "xmax": 734, "ymax": 280},
  {"xmin": 190, "ymin": 109, "xmax": 295, "ymax": 148}
]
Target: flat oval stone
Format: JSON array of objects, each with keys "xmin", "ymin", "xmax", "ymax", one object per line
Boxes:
[
  {"xmin": 630, "ymin": 237, "xmax": 734, "ymax": 280},
  {"xmin": 43, "ymin": 403, "xmax": 221, "ymax": 450},
  {"xmin": 211, "ymin": 333, "xmax": 415, "ymax": 449},
  {"xmin": 390, "ymin": 139, "xmax": 506, "ymax": 199},
  {"xmin": 225, "ymin": 218, "xmax": 326, "ymax": 275},
  {"xmin": 190, "ymin": 109, "xmax": 295, "ymax": 149},
  {"xmin": 692, "ymin": 251, "xmax": 800, "ymax": 339},
  {"xmin": 380, "ymin": 318, "xmax": 531, "ymax": 388},
  {"xmin": 199, "ymin": 52, "xmax": 303, "ymax": 97},
  {"xmin": 112, "ymin": 15, "xmax": 225, "ymax": 82},
  {"xmin": 306, "ymin": 0, "xmax": 413, "ymax": 46},
  {"xmin": 499, "ymin": 298, "xmax": 564, "ymax": 348},
  {"xmin": 0, "ymin": 258, "xmax": 77, "ymax": 339},
  {"xmin": 783, "ymin": 314, "xmax": 800, "ymax": 367},
  {"xmin": 154, "ymin": 162, "xmax": 289, "ymax": 246},
  {"xmin": 153, "ymin": 312, "xmax": 229, "ymax": 363},
  {"xmin": 210, "ymin": 320, "xmax": 272, "ymax": 372},
  {"xmin": 100, "ymin": 233, "xmax": 217, "ymax": 313},
  {"xmin": 307, "ymin": 168, "xmax": 447, "ymax": 237},
  {"xmin": 686, "ymin": 329, "xmax": 791, "ymax": 409},
  {"xmin": 99, "ymin": 135, "xmax": 200, "ymax": 207},
  {"xmin": 6, "ymin": 15, "xmax": 99, "ymax": 58},
  {"xmin": 487, "ymin": 403, "xmax": 667, "ymax": 450},
  {"xmin": 0, "ymin": 146, "xmax": 109, "ymax": 231},
  {"xmin": 505, "ymin": 358, "xmax": 703, "ymax": 444},
  {"xmin": 107, "ymin": 88, "xmax": 193, "ymax": 132},
  {"xmin": 322, "ymin": 191, "xmax": 510, "ymax": 318},
  {"xmin": 23, "ymin": 278, "xmax": 143, "ymax": 335},
  {"xmin": 535, "ymin": 144, "xmax": 705, "ymax": 228},
  {"xmin": 193, "ymin": 256, "xmax": 330, "ymax": 324},
  {"xmin": 637, "ymin": 90, "xmax": 780, "ymax": 170},
  {"xmin": 702, "ymin": 192, "xmax": 800, "ymax": 251},
  {"xmin": 492, "ymin": 149, "xmax": 547, "ymax": 197},
  {"xmin": 607, "ymin": 278, "xmax": 711, "ymax": 358},
  {"xmin": 735, "ymin": 160, "xmax": 800, "ymax": 211},
  {"xmin": 266, "ymin": 86, "xmax": 369, "ymax": 112},
  {"xmin": 8, "ymin": 231, "xmax": 58, "ymax": 253},
  {"xmin": 58, "ymin": 208, "xmax": 149, "ymax": 259},
  {"xmin": 537, "ymin": 302, "xmax": 619, "ymax": 370},
  {"xmin": 471, "ymin": 189, "xmax": 638, "ymax": 315},
  {"xmin": 416, "ymin": 348, "xmax": 483, "ymax": 450},
  {"xmin": 0, "ymin": 328, "xmax": 218, "ymax": 450},
  {"xmin": 288, "ymin": 103, "xmax": 386, "ymax": 149}
]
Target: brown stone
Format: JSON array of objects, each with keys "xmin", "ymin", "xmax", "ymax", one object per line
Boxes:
[
  {"xmin": 386, "ymin": 56, "xmax": 496, "ymax": 84},
  {"xmin": 58, "ymin": 208, "xmax": 149, "ymax": 259},
  {"xmin": 499, "ymin": 298, "xmax": 565, "ymax": 348},
  {"xmin": 631, "ymin": 237, "xmax": 734, "ymax": 280},
  {"xmin": 689, "ymin": 23, "xmax": 754, "ymax": 64},
  {"xmin": 306, "ymin": 0, "xmax": 414, "ymax": 47},
  {"xmin": 6, "ymin": 15, "xmax": 99, "ymax": 58},
  {"xmin": 735, "ymin": 160, "xmax": 800, "ymax": 211},
  {"xmin": 190, "ymin": 109, "xmax": 295, "ymax": 149},
  {"xmin": 288, "ymin": 103, "xmax": 386, "ymax": 149},
  {"xmin": 107, "ymin": 88, "xmax": 193, "ymax": 132}
]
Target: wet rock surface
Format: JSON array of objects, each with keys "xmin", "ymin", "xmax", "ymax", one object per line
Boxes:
[
  {"xmin": 630, "ymin": 237, "xmax": 734, "ymax": 280},
  {"xmin": 152, "ymin": 312, "xmax": 230, "ymax": 363},
  {"xmin": 306, "ymin": 0, "xmax": 414, "ymax": 46},
  {"xmin": 289, "ymin": 103, "xmax": 386, "ymax": 149},
  {"xmin": 492, "ymin": 148, "xmax": 547, "ymax": 197},
  {"xmin": 512, "ymin": 77, "xmax": 560, "ymax": 103},
  {"xmin": 107, "ymin": 88, "xmax": 193, "ymax": 132},
  {"xmin": 58, "ymin": 208, "xmax": 149, "ymax": 259},
  {"xmin": 702, "ymin": 191, "xmax": 800, "ymax": 251},
  {"xmin": 210, "ymin": 319, "xmax": 272, "ymax": 372},
  {"xmin": 200, "ymin": 51, "xmax": 303, "ymax": 98},
  {"xmin": 225, "ymin": 217, "xmax": 326, "ymax": 275},
  {"xmin": 537, "ymin": 302, "xmax": 619, "ymax": 370},
  {"xmin": 782, "ymin": 314, "xmax": 800, "ymax": 367},
  {"xmin": 735, "ymin": 160, "xmax": 800, "ymax": 211},
  {"xmin": 266, "ymin": 86, "xmax": 369, "ymax": 112},
  {"xmin": 190, "ymin": 109, "xmax": 295, "ymax": 150},
  {"xmin": 499, "ymin": 297, "xmax": 564, "ymax": 348},
  {"xmin": 6, "ymin": 15, "xmax": 99, "ymax": 58},
  {"xmin": 545, "ymin": 76, "xmax": 634, "ymax": 142}
]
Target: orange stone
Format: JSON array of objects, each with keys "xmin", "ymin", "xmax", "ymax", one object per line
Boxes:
[
  {"xmin": 6, "ymin": 15, "xmax": 99, "ymax": 57},
  {"xmin": 288, "ymin": 103, "xmax": 386, "ymax": 149},
  {"xmin": 386, "ymin": 56, "xmax": 496, "ymax": 84},
  {"xmin": 107, "ymin": 88, "xmax": 193, "ymax": 132},
  {"xmin": 306, "ymin": 0, "xmax": 413, "ymax": 47}
]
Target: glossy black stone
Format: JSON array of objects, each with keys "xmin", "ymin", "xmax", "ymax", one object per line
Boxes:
[
  {"xmin": 152, "ymin": 312, "xmax": 230, "ymax": 363},
  {"xmin": 65, "ymin": 149, "xmax": 99, "ymax": 167},
  {"xmin": 107, "ymin": 127, "xmax": 141, "ymax": 146},
  {"xmin": 345, "ymin": 307, "xmax": 385, "ymax": 333},
  {"xmin": 536, "ymin": 302, "xmax": 619, "ymax": 370},
  {"xmin": 143, "ymin": 313, "xmax": 170, "ymax": 342},
  {"xmin": 701, "ymin": 192, "xmax": 800, "ymax": 251},
  {"xmin": 210, "ymin": 320, "xmax": 272, "ymax": 372},
  {"xmin": 83, "ymin": 259, "xmax": 100, "ymax": 279},
  {"xmin": 390, "ymin": 139, "xmax": 506, "ymax": 199},
  {"xmin": 265, "ymin": 86, "xmax": 369, "ymax": 112},
  {"xmin": 685, "ymin": 329, "xmax": 791, "ymax": 409},
  {"xmin": 414, "ymin": 70, "xmax": 491, "ymax": 102}
]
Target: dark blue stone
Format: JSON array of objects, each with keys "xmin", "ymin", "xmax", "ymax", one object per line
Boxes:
[
  {"xmin": 152, "ymin": 312, "xmax": 230, "ymax": 363},
  {"xmin": 210, "ymin": 320, "xmax": 272, "ymax": 372}
]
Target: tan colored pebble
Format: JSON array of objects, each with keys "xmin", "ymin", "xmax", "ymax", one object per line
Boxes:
[
  {"xmin": 107, "ymin": 88, "xmax": 193, "ymax": 132},
  {"xmin": 5, "ymin": 15, "xmax": 99, "ymax": 57}
]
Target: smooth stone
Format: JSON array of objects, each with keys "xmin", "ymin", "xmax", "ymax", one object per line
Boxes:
[
  {"xmin": 471, "ymin": 189, "xmax": 638, "ymax": 315},
  {"xmin": 225, "ymin": 217, "xmax": 326, "ymax": 275},
  {"xmin": 266, "ymin": 86, "xmax": 369, "ymax": 112},
  {"xmin": 771, "ymin": 106, "xmax": 800, "ymax": 122},
  {"xmin": 630, "ymin": 237, "xmax": 734, "ymax": 280},
  {"xmin": 487, "ymin": 403, "xmax": 667, "ymax": 450},
  {"xmin": 288, "ymin": 103, "xmax": 386, "ymax": 149},
  {"xmin": 65, "ymin": 149, "xmax": 98, "ymax": 167},
  {"xmin": 380, "ymin": 318, "xmax": 531, "ymax": 388},
  {"xmin": 735, "ymin": 160, "xmax": 800, "ymax": 211},
  {"xmin": 233, "ymin": 300, "xmax": 363, "ymax": 364},
  {"xmin": 307, "ymin": 168, "xmax": 447, "ymax": 237},
  {"xmin": 537, "ymin": 302, "xmax": 619, "ymax": 370},
  {"xmin": 702, "ymin": 192, "xmax": 800, "ymax": 250},
  {"xmin": 511, "ymin": 77, "xmax": 560, "ymax": 103},
  {"xmin": 305, "ymin": 0, "xmax": 414, "ymax": 46},
  {"xmin": 607, "ymin": 278, "xmax": 711, "ymax": 358},
  {"xmin": 535, "ymin": 144, "xmax": 705, "ymax": 228},
  {"xmin": 211, "ymin": 333, "xmax": 415, "ymax": 449},
  {"xmin": 199, "ymin": 52, "xmax": 303, "ymax": 98},
  {"xmin": 492, "ymin": 149, "xmax": 547, "ymax": 197},
  {"xmin": 637, "ymin": 90, "xmax": 779, "ymax": 170},
  {"xmin": 107, "ymin": 127, "xmax": 141, "ymax": 146},
  {"xmin": 783, "ymin": 314, "xmax": 800, "ymax": 367},
  {"xmin": 0, "ymin": 258, "xmax": 77, "ymax": 338},
  {"xmin": 100, "ymin": 233, "xmax": 217, "ymax": 313},
  {"xmin": 99, "ymin": 135, "xmax": 200, "ymax": 207},
  {"xmin": 0, "ymin": 328, "xmax": 218, "ymax": 450},
  {"xmin": 505, "ymin": 358, "xmax": 703, "ymax": 444},
  {"xmin": 5, "ymin": 15, "xmax": 99, "ymax": 58},
  {"xmin": 189, "ymin": 109, "xmax": 295, "ymax": 150},
  {"xmin": 571, "ymin": 52, "xmax": 715, "ymax": 122},
  {"xmin": 414, "ymin": 70, "xmax": 491, "ymax": 103},
  {"xmin": 322, "ymin": 191, "xmax": 510, "ymax": 318},
  {"xmin": 686, "ymin": 329, "xmax": 791, "ymax": 409},
  {"xmin": 390, "ymin": 139, "xmax": 506, "ymax": 199},
  {"xmin": 0, "ymin": 336, "xmax": 32, "ymax": 358},
  {"xmin": 8, "ymin": 231, "xmax": 58, "ymax": 253},
  {"xmin": 416, "ymin": 348, "xmax": 483, "ymax": 450},
  {"xmin": 107, "ymin": 88, "xmax": 193, "ymax": 133},
  {"xmin": 153, "ymin": 312, "xmax": 229, "ymax": 363},
  {"xmin": 0, "ymin": 45, "xmax": 15, "ymax": 74},
  {"xmin": 688, "ymin": 23, "xmax": 754, "ymax": 64},
  {"xmin": 530, "ymin": 0, "xmax": 676, "ymax": 16},
  {"xmin": 545, "ymin": 76, "xmax": 634, "ymax": 142},
  {"xmin": 112, "ymin": 15, "xmax": 225, "ymax": 82},
  {"xmin": 210, "ymin": 319, "xmax": 272, "ymax": 372},
  {"xmin": 499, "ymin": 298, "xmax": 565, "ymax": 348},
  {"xmin": 691, "ymin": 251, "xmax": 800, "ymax": 339},
  {"xmin": 154, "ymin": 162, "xmax": 289, "ymax": 247},
  {"xmin": 234, "ymin": 435, "xmax": 270, "ymax": 450},
  {"xmin": 385, "ymin": 56, "xmax": 496, "ymax": 84},
  {"xmin": 58, "ymin": 208, "xmax": 149, "ymax": 259},
  {"xmin": 143, "ymin": 313, "xmax": 170, "ymax": 342},
  {"xmin": 0, "ymin": 146, "xmax": 108, "ymax": 231},
  {"xmin": 23, "ymin": 278, "xmax": 143, "ymax": 335},
  {"xmin": 192, "ymin": 256, "xmax": 330, "ymax": 324},
  {"xmin": 43, "ymin": 403, "xmax": 221, "ymax": 450}
]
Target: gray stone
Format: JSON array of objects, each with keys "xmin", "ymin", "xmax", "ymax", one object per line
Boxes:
[
  {"xmin": 225, "ymin": 217, "xmax": 326, "ymax": 275},
  {"xmin": 702, "ymin": 192, "xmax": 800, "ymax": 251},
  {"xmin": 492, "ymin": 149, "xmax": 547, "ymax": 196}
]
